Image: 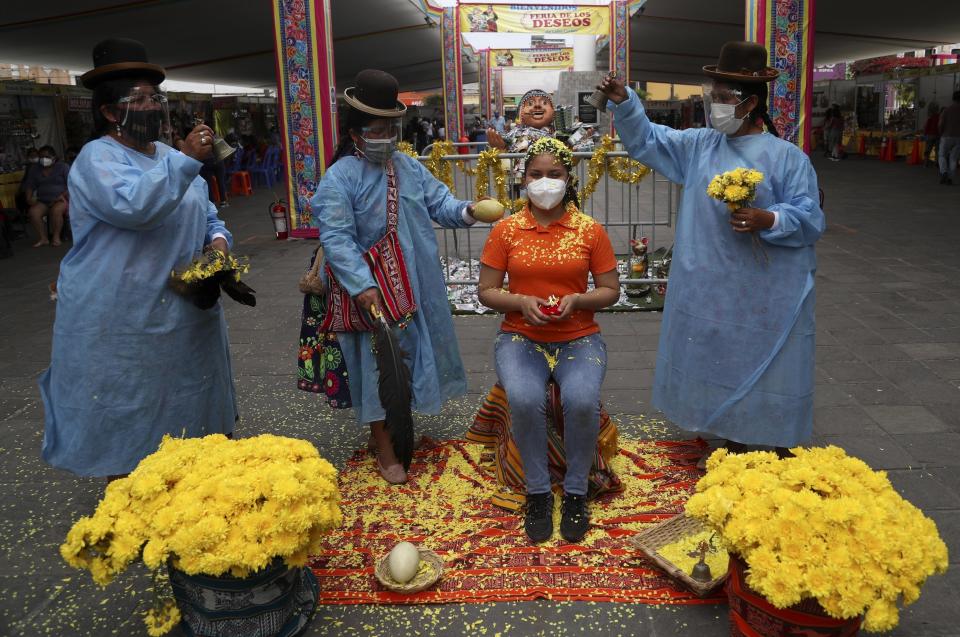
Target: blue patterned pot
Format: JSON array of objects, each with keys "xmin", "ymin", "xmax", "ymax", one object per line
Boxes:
[{"xmin": 169, "ymin": 559, "xmax": 318, "ymax": 637}]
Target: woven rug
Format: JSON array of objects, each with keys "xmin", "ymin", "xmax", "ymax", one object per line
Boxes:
[{"xmin": 309, "ymin": 437, "xmax": 720, "ymax": 605}]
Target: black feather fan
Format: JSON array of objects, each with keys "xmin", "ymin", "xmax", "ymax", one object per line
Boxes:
[{"xmin": 371, "ymin": 309, "xmax": 414, "ymax": 471}]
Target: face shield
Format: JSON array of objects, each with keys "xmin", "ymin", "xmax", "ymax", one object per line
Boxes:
[
  {"xmin": 357, "ymin": 119, "xmax": 402, "ymax": 166},
  {"xmin": 116, "ymin": 87, "xmax": 170, "ymax": 147},
  {"xmin": 360, "ymin": 119, "xmax": 402, "ymax": 142},
  {"xmin": 702, "ymin": 82, "xmax": 744, "ymax": 129}
]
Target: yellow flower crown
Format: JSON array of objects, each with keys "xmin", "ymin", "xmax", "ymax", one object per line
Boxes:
[{"xmin": 526, "ymin": 136, "xmax": 573, "ymax": 170}]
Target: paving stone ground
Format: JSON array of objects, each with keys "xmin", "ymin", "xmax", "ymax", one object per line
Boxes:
[{"xmin": 1, "ymin": 155, "xmax": 958, "ymax": 636}]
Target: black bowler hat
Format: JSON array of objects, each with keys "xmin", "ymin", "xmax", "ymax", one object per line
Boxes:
[
  {"xmin": 342, "ymin": 70, "xmax": 406, "ymax": 118},
  {"xmin": 80, "ymin": 38, "xmax": 166, "ymax": 89},
  {"xmin": 703, "ymin": 41, "xmax": 779, "ymax": 83}
]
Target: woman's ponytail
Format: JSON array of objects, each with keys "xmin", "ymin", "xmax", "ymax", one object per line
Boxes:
[{"xmin": 741, "ymin": 82, "xmax": 780, "ymax": 137}]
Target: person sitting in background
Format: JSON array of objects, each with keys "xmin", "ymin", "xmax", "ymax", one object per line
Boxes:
[
  {"xmin": 15, "ymin": 148, "xmax": 40, "ymax": 215},
  {"xmin": 24, "ymin": 145, "xmax": 70, "ymax": 247},
  {"xmin": 64, "ymin": 146, "xmax": 81, "ymax": 166}
]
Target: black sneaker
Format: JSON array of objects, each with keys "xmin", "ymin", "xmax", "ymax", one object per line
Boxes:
[
  {"xmin": 940, "ymin": 173, "xmax": 950, "ymax": 185},
  {"xmin": 524, "ymin": 492, "xmax": 554, "ymax": 543},
  {"xmin": 560, "ymin": 493, "xmax": 590, "ymax": 543}
]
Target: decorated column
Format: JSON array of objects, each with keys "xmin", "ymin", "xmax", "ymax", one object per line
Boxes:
[
  {"xmin": 441, "ymin": 6, "xmax": 464, "ymax": 142},
  {"xmin": 491, "ymin": 67, "xmax": 503, "ymax": 119},
  {"xmin": 479, "ymin": 50, "xmax": 491, "ymax": 123},
  {"xmin": 272, "ymin": 0, "xmax": 338, "ymax": 237},
  {"xmin": 745, "ymin": 0, "xmax": 816, "ymax": 152},
  {"xmin": 609, "ymin": 0, "xmax": 630, "ymax": 83}
]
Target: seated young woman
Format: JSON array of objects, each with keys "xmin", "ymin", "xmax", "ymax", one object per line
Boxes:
[{"xmin": 477, "ymin": 137, "xmax": 620, "ymax": 544}]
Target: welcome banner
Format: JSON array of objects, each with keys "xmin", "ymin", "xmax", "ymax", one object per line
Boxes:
[
  {"xmin": 460, "ymin": 4, "xmax": 610, "ymax": 35},
  {"xmin": 492, "ymin": 47, "xmax": 574, "ymax": 68}
]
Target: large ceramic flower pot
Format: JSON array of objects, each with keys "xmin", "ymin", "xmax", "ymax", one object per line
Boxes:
[
  {"xmin": 726, "ymin": 556, "xmax": 861, "ymax": 637},
  {"xmin": 169, "ymin": 559, "xmax": 318, "ymax": 637}
]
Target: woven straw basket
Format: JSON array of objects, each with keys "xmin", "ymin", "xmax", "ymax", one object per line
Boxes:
[
  {"xmin": 629, "ymin": 512, "xmax": 728, "ymax": 597},
  {"xmin": 375, "ymin": 548, "xmax": 444, "ymax": 594}
]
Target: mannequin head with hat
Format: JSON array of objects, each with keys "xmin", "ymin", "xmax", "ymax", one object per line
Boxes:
[
  {"xmin": 331, "ymin": 69, "xmax": 406, "ymax": 167},
  {"xmin": 517, "ymin": 89, "xmax": 555, "ymax": 130},
  {"xmin": 702, "ymin": 41, "xmax": 780, "ymax": 138}
]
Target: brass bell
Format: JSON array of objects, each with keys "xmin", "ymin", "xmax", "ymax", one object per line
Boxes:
[
  {"xmin": 689, "ymin": 539, "xmax": 713, "ymax": 582},
  {"xmin": 586, "ymin": 70, "xmax": 621, "ymax": 113},
  {"xmin": 691, "ymin": 559, "xmax": 713, "ymax": 582},
  {"xmin": 211, "ymin": 136, "xmax": 237, "ymax": 163},
  {"xmin": 585, "ymin": 88, "xmax": 608, "ymax": 113},
  {"xmin": 192, "ymin": 116, "xmax": 236, "ymax": 163}
]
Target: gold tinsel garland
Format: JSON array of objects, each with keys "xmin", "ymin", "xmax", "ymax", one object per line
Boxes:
[
  {"xmin": 407, "ymin": 135, "xmax": 650, "ymax": 210},
  {"xmin": 396, "ymin": 141, "xmax": 419, "ymax": 160},
  {"xmin": 472, "ymin": 148, "xmax": 524, "ymax": 212},
  {"xmin": 425, "ymin": 141, "xmax": 456, "ymax": 193},
  {"xmin": 608, "ymin": 156, "xmax": 651, "ymax": 184},
  {"xmin": 578, "ymin": 135, "xmax": 615, "ymax": 204}
]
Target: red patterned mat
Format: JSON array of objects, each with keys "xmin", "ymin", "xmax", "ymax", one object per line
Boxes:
[{"xmin": 309, "ymin": 438, "xmax": 720, "ymax": 605}]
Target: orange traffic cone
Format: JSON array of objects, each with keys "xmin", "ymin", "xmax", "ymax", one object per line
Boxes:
[
  {"xmin": 888, "ymin": 136, "xmax": 898, "ymax": 161},
  {"xmin": 878, "ymin": 136, "xmax": 888, "ymax": 160},
  {"xmin": 906, "ymin": 138, "xmax": 922, "ymax": 165},
  {"xmin": 857, "ymin": 134, "xmax": 866, "ymax": 156}
]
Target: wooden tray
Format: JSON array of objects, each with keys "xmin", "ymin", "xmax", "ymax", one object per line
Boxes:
[{"xmin": 629, "ymin": 512, "xmax": 728, "ymax": 597}]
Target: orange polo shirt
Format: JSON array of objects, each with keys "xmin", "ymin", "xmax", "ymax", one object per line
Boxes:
[{"xmin": 480, "ymin": 205, "xmax": 618, "ymax": 343}]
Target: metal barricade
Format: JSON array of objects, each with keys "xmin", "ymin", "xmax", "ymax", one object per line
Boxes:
[{"xmin": 419, "ymin": 149, "xmax": 680, "ymax": 289}]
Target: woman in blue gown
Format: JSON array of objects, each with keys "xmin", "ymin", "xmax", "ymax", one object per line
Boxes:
[
  {"xmin": 599, "ymin": 42, "xmax": 825, "ymax": 462},
  {"xmin": 40, "ymin": 39, "xmax": 237, "ymax": 477},
  {"xmin": 311, "ymin": 70, "xmax": 488, "ymax": 484}
]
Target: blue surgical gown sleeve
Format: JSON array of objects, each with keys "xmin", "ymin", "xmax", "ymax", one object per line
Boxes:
[
  {"xmin": 315, "ymin": 172, "xmax": 377, "ymax": 297},
  {"xmin": 759, "ymin": 150, "xmax": 825, "ymax": 248},
  {"xmin": 608, "ymin": 88, "xmax": 703, "ymax": 184},
  {"xmin": 204, "ymin": 199, "xmax": 232, "ymax": 247},
  {"xmin": 409, "ymin": 157, "xmax": 473, "ymax": 229},
  {"xmin": 69, "ymin": 146, "xmax": 204, "ymax": 230}
]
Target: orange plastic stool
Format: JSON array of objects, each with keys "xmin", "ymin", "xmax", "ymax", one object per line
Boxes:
[{"xmin": 229, "ymin": 171, "xmax": 253, "ymax": 196}]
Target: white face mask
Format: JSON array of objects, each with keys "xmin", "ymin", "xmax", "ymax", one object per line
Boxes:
[
  {"xmin": 526, "ymin": 176, "xmax": 567, "ymax": 210},
  {"xmin": 40, "ymin": 157, "xmax": 54, "ymax": 167},
  {"xmin": 709, "ymin": 101, "xmax": 747, "ymax": 136},
  {"xmin": 28, "ymin": 157, "xmax": 39, "ymax": 164}
]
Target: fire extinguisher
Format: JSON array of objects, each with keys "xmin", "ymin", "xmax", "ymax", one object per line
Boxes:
[{"xmin": 269, "ymin": 199, "xmax": 289, "ymax": 240}]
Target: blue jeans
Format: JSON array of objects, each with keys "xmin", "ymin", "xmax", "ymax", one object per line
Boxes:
[
  {"xmin": 494, "ymin": 332, "xmax": 607, "ymax": 496},
  {"xmin": 940, "ymin": 136, "xmax": 960, "ymax": 178}
]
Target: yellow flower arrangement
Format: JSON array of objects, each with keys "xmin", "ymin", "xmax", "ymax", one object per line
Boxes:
[
  {"xmin": 171, "ymin": 249, "xmax": 250, "ymax": 284},
  {"xmin": 706, "ymin": 167, "xmax": 764, "ymax": 211},
  {"xmin": 686, "ymin": 446, "xmax": 948, "ymax": 632},
  {"xmin": 61, "ymin": 434, "xmax": 342, "ymax": 635}
]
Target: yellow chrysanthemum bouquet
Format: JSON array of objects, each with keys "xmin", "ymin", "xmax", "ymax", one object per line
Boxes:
[
  {"xmin": 169, "ymin": 249, "xmax": 256, "ymax": 309},
  {"xmin": 686, "ymin": 446, "xmax": 948, "ymax": 632},
  {"xmin": 61, "ymin": 434, "xmax": 342, "ymax": 636},
  {"xmin": 707, "ymin": 167, "xmax": 768, "ymax": 262},
  {"xmin": 706, "ymin": 167, "xmax": 764, "ymax": 211}
]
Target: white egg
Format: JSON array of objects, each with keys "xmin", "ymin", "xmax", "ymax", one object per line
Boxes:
[{"xmin": 387, "ymin": 541, "xmax": 420, "ymax": 584}]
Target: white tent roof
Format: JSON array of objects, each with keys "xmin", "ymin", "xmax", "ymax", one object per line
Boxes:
[{"xmin": 0, "ymin": 0, "xmax": 956, "ymax": 92}]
